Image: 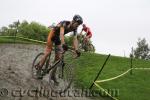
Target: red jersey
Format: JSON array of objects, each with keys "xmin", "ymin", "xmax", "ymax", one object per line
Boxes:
[{"xmin": 82, "ymin": 27, "xmax": 92, "ymax": 36}]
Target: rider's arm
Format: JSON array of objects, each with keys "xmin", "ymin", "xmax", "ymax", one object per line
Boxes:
[
  {"xmin": 60, "ymin": 27, "xmax": 65, "ymax": 44},
  {"xmin": 86, "ymin": 28, "xmax": 89, "ymax": 33}
]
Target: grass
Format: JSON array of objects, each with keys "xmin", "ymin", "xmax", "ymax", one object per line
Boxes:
[
  {"xmin": 0, "ymin": 36, "xmax": 43, "ymax": 44},
  {"xmin": 0, "ymin": 36, "xmax": 30, "ymax": 44},
  {"xmin": 73, "ymin": 52, "xmax": 150, "ymax": 100}
]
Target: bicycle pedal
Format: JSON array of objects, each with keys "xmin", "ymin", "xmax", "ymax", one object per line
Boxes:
[
  {"xmin": 36, "ymin": 70, "xmax": 43, "ymax": 79},
  {"xmin": 35, "ymin": 65, "xmax": 39, "ymax": 70}
]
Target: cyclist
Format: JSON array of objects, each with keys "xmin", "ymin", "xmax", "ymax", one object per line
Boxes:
[
  {"xmin": 80, "ymin": 24, "xmax": 92, "ymax": 46},
  {"xmin": 36, "ymin": 15, "xmax": 83, "ymax": 81},
  {"xmin": 48, "ymin": 22, "xmax": 56, "ymax": 29}
]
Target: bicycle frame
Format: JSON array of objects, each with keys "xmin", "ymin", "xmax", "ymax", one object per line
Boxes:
[{"xmin": 46, "ymin": 47, "xmax": 74, "ymax": 73}]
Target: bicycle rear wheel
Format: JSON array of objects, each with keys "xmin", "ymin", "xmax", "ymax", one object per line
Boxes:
[
  {"xmin": 32, "ymin": 52, "xmax": 44, "ymax": 79},
  {"xmin": 82, "ymin": 42, "xmax": 88, "ymax": 52},
  {"xmin": 32, "ymin": 51, "xmax": 55, "ymax": 79}
]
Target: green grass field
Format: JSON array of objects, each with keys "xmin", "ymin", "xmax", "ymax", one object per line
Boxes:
[
  {"xmin": 0, "ymin": 36, "xmax": 33, "ymax": 44},
  {"xmin": 0, "ymin": 36, "xmax": 45, "ymax": 44},
  {"xmin": 73, "ymin": 52, "xmax": 150, "ymax": 100}
]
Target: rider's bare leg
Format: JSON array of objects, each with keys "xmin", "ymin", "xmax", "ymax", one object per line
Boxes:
[
  {"xmin": 38, "ymin": 45, "xmax": 52, "ymax": 69},
  {"xmin": 85, "ymin": 35, "xmax": 91, "ymax": 44},
  {"xmin": 83, "ymin": 36, "xmax": 88, "ymax": 47},
  {"xmin": 38, "ymin": 30, "xmax": 54, "ymax": 69}
]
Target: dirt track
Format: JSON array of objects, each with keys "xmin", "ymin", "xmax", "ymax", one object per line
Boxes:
[{"xmin": 0, "ymin": 44, "xmax": 95, "ymax": 100}]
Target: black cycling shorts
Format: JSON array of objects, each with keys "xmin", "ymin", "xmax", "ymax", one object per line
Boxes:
[{"xmin": 51, "ymin": 34, "xmax": 61, "ymax": 45}]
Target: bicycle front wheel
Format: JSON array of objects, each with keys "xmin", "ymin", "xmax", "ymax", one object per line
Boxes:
[{"xmin": 49, "ymin": 61, "xmax": 73, "ymax": 93}]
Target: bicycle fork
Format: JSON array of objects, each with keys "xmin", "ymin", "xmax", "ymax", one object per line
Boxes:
[{"xmin": 59, "ymin": 61, "xmax": 65, "ymax": 79}]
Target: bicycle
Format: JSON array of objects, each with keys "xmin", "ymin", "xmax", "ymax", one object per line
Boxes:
[
  {"xmin": 32, "ymin": 47, "xmax": 77, "ymax": 93},
  {"xmin": 78, "ymin": 35, "xmax": 95, "ymax": 52}
]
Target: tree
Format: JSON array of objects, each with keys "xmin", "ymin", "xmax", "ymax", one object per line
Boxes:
[
  {"xmin": 131, "ymin": 38, "xmax": 150, "ymax": 60},
  {"xmin": 0, "ymin": 20, "xmax": 49, "ymax": 41},
  {"xmin": 0, "ymin": 26, "xmax": 8, "ymax": 35}
]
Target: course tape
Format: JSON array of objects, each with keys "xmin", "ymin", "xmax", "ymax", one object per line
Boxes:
[
  {"xmin": 0, "ymin": 36, "xmax": 46, "ymax": 44},
  {"xmin": 94, "ymin": 67, "xmax": 150, "ymax": 100},
  {"xmin": 94, "ymin": 82, "xmax": 119, "ymax": 100},
  {"xmin": 95, "ymin": 67, "xmax": 150, "ymax": 83}
]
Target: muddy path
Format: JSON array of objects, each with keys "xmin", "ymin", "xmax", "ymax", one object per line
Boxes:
[{"xmin": 0, "ymin": 44, "xmax": 96, "ymax": 100}]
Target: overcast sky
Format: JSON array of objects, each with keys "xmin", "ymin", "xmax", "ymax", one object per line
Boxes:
[{"xmin": 1, "ymin": 0, "xmax": 150, "ymax": 57}]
